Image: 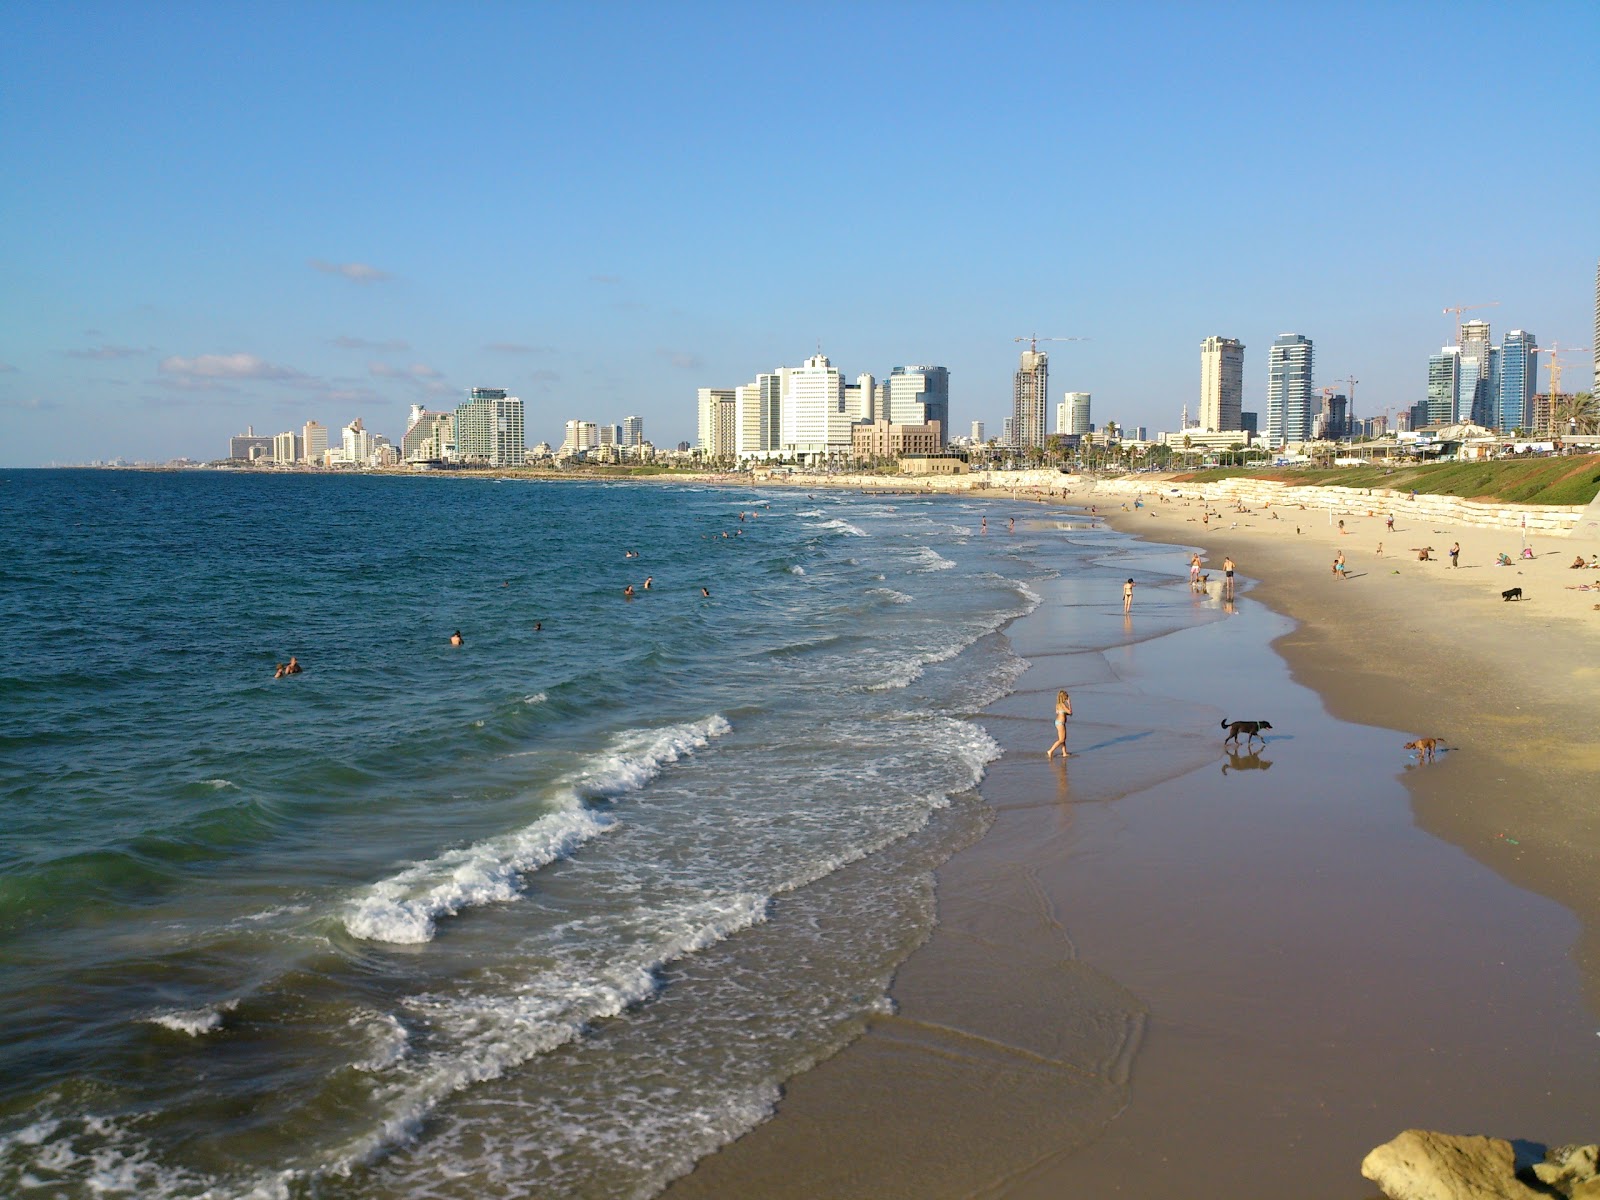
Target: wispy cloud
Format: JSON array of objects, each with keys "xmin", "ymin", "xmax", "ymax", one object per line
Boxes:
[
  {"xmin": 309, "ymin": 259, "xmax": 391, "ymax": 284},
  {"xmin": 332, "ymin": 335, "xmax": 410, "ymax": 351},
  {"xmin": 66, "ymin": 344, "xmax": 149, "ymax": 360},
  {"xmin": 528, "ymin": 369, "xmax": 561, "ymax": 383},
  {"xmin": 655, "ymin": 348, "xmax": 704, "ymax": 370},
  {"xmin": 368, "ymin": 361, "xmax": 444, "ymax": 382},
  {"xmin": 161, "ymin": 353, "xmax": 303, "ymax": 381},
  {"xmin": 484, "ymin": 342, "xmax": 556, "ymax": 355}
]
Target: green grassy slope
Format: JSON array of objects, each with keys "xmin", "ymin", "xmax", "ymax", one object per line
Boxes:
[{"xmin": 1175, "ymin": 456, "xmax": 1600, "ymax": 505}]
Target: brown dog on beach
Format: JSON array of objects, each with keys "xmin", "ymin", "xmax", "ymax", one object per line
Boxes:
[
  {"xmin": 1404, "ymin": 737, "xmax": 1440, "ymax": 762},
  {"xmin": 1221, "ymin": 718, "xmax": 1272, "ymax": 747}
]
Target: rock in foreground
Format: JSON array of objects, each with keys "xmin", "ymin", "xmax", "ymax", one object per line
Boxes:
[{"xmin": 1361, "ymin": 1130, "xmax": 1600, "ymax": 1200}]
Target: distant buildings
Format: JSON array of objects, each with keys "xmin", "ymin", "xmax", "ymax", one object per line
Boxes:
[
  {"xmin": 1011, "ymin": 349, "xmax": 1048, "ymax": 450},
  {"xmin": 402, "ymin": 405, "xmax": 453, "ymax": 462},
  {"xmin": 1426, "ymin": 348, "xmax": 1461, "ymax": 427},
  {"xmin": 1266, "ymin": 334, "xmax": 1314, "ymax": 445},
  {"xmin": 1058, "ymin": 392, "xmax": 1091, "ymax": 436},
  {"xmin": 228, "ymin": 426, "xmax": 273, "ymax": 461},
  {"xmin": 1498, "ymin": 331, "xmax": 1538, "ymax": 432},
  {"xmin": 1198, "ymin": 337, "xmax": 1244, "ymax": 432},
  {"xmin": 885, "ymin": 366, "xmax": 950, "ymax": 446},
  {"xmin": 622, "ymin": 415, "xmax": 643, "ymax": 447},
  {"xmin": 453, "ymin": 387, "xmax": 524, "ymax": 466},
  {"xmin": 970, "ymin": 420, "xmax": 985, "ymax": 443},
  {"xmin": 302, "ymin": 420, "xmax": 327, "ymax": 464},
  {"xmin": 1594, "ymin": 259, "xmax": 1599, "ymax": 397}
]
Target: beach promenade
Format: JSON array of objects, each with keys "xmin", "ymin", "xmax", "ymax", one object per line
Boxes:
[{"xmin": 666, "ymin": 475, "xmax": 1600, "ymax": 1199}]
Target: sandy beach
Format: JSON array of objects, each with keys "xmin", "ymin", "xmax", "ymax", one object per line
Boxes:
[{"xmin": 665, "ymin": 482, "xmax": 1600, "ymax": 1199}]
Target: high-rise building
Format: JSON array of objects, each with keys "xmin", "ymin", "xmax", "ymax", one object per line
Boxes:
[
  {"xmin": 1458, "ymin": 319, "xmax": 1493, "ymax": 426},
  {"xmin": 734, "ymin": 374, "xmax": 782, "ymax": 459},
  {"xmin": 273, "ymin": 431, "xmax": 298, "ymax": 464},
  {"xmin": 562, "ymin": 419, "xmax": 600, "ymax": 455},
  {"xmin": 1199, "ymin": 337, "xmax": 1245, "ymax": 432},
  {"xmin": 697, "ymin": 388, "xmax": 736, "ymax": 455},
  {"xmin": 885, "ymin": 366, "xmax": 951, "ymax": 446},
  {"xmin": 340, "ymin": 417, "xmax": 375, "ymax": 465},
  {"xmin": 1497, "ymin": 330, "xmax": 1538, "ymax": 432},
  {"xmin": 970, "ymin": 420, "xmax": 985, "ymax": 443},
  {"xmin": 1266, "ymin": 334, "xmax": 1314, "ymax": 445},
  {"xmin": 1594, "ymin": 258, "xmax": 1599, "ymax": 398},
  {"xmin": 301, "ymin": 420, "xmax": 327, "ymax": 464},
  {"xmin": 453, "ymin": 387, "xmax": 524, "ymax": 466},
  {"xmin": 1011, "ymin": 350, "xmax": 1048, "ymax": 449},
  {"xmin": 779, "ymin": 354, "xmax": 850, "ymax": 460},
  {"xmin": 228, "ymin": 426, "xmax": 273, "ymax": 461},
  {"xmin": 402, "ymin": 404, "xmax": 453, "ymax": 462},
  {"xmin": 622, "ymin": 415, "xmax": 643, "ymax": 448},
  {"xmin": 1057, "ymin": 392, "xmax": 1091, "ymax": 436},
  {"xmin": 844, "ymin": 373, "xmax": 878, "ymax": 424},
  {"xmin": 1426, "ymin": 349, "xmax": 1461, "ymax": 427}
]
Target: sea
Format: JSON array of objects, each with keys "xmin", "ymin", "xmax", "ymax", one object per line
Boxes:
[{"xmin": 0, "ymin": 468, "xmax": 1190, "ymax": 1199}]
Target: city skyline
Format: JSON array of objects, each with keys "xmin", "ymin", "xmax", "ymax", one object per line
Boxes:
[{"xmin": 2, "ymin": 5, "xmax": 1597, "ymax": 466}]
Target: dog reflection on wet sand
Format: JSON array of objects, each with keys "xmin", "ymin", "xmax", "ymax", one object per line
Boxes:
[{"xmin": 1221, "ymin": 750, "xmax": 1273, "ymax": 775}]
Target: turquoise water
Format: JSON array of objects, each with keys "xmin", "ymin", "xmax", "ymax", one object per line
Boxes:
[{"xmin": 0, "ymin": 470, "xmax": 1193, "ymax": 1198}]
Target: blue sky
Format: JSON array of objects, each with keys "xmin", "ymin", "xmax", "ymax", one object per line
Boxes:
[{"xmin": 2, "ymin": 1, "xmax": 1597, "ymax": 465}]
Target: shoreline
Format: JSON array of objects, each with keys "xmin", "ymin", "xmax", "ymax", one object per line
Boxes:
[{"xmin": 664, "ymin": 488, "xmax": 1600, "ymax": 1198}]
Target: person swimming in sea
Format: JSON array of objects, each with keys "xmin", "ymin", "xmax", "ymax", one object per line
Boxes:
[
  {"xmin": 285, "ymin": 656, "xmax": 302, "ymax": 674},
  {"xmin": 624, "ymin": 584, "xmax": 635, "ymax": 598},
  {"xmin": 450, "ymin": 630, "xmax": 464, "ymax": 646},
  {"xmin": 700, "ymin": 586, "xmax": 710, "ymax": 597}
]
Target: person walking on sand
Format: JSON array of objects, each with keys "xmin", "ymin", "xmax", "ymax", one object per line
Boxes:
[
  {"xmin": 1189, "ymin": 553, "xmax": 1202, "ymax": 591},
  {"xmin": 1047, "ymin": 689, "xmax": 1072, "ymax": 759},
  {"xmin": 1122, "ymin": 578, "xmax": 1135, "ymax": 613},
  {"xmin": 1223, "ymin": 556, "xmax": 1236, "ymax": 599},
  {"xmin": 1449, "ymin": 541, "xmax": 1460, "ymax": 568}
]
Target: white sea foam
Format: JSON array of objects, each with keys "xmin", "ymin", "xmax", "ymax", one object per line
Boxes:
[
  {"xmin": 867, "ymin": 587, "xmax": 913, "ymax": 604},
  {"xmin": 146, "ymin": 998, "xmax": 237, "ymax": 1036},
  {"xmin": 344, "ymin": 715, "xmax": 733, "ymax": 944},
  {"xmin": 349, "ymin": 1012, "xmax": 410, "ymax": 1073},
  {"xmin": 809, "ymin": 517, "xmax": 867, "ymax": 537},
  {"xmin": 521, "ymin": 692, "xmax": 547, "ymax": 706},
  {"xmin": 787, "ymin": 565, "xmax": 805, "ymax": 575},
  {"xmin": 863, "ymin": 641, "xmax": 965, "ymax": 692},
  {"xmin": 201, "ymin": 779, "xmax": 236, "ymax": 789},
  {"xmin": 910, "ymin": 546, "xmax": 955, "ymax": 571},
  {"xmin": 329, "ymin": 891, "xmax": 771, "ymax": 1173}
]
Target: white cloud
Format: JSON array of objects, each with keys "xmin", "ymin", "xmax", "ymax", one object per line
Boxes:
[
  {"xmin": 160, "ymin": 353, "xmax": 301, "ymax": 381},
  {"xmin": 333, "ymin": 335, "xmax": 409, "ymax": 351},
  {"xmin": 309, "ymin": 259, "xmax": 391, "ymax": 284},
  {"xmin": 66, "ymin": 344, "xmax": 147, "ymax": 360},
  {"xmin": 656, "ymin": 348, "xmax": 704, "ymax": 370}
]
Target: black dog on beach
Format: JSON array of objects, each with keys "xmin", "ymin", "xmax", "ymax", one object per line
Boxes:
[
  {"xmin": 1221, "ymin": 718, "xmax": 1273, "ymax": 747},
  {"xmin": 1501, "ymin": 587, "xmax": 1524, "ymax": 602}
]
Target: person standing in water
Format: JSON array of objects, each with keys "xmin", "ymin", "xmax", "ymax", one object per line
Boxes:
[
  {"xmin": 1122, "ymin": 578, "xmax": 1135, "ymax": 613},
  {"xmin": 1047, "ymin": 690, "xmax": 1072, "ymax": 759}
]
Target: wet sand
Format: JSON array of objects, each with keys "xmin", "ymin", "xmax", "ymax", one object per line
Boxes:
[{"xmin": 665, "ymin": 497, "xmax": 1600, "ymax": 1199}]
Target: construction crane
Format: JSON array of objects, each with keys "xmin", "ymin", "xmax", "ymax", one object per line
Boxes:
[
  {"xmin": 1013, "ymin": 335, "xmax": 1089, "ymax": 354},
  {"xmin": 1442, "ymin": 302, "xmax": 1499, "ymax": 345},
  {"xmin": 1541, "ymin": 341, "xmax": 1593, "ymax": 401}
]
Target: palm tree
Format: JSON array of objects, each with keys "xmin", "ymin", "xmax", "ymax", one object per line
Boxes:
[{"xmin": 1553, "ymin": 392, "xmax": 1598, "ymax": 436}]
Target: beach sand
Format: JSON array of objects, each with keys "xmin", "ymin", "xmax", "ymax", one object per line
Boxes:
[{"xmin": 664, "ymin": 489, "xmax": 1600, "ymax": 1199}]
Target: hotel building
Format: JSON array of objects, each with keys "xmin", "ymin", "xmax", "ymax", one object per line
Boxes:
[{"xmin": 1199, "ymin": 337, "xmax": 1245, "ymax": 432}]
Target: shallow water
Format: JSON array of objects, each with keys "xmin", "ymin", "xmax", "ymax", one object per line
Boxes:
[{"xmin": 0, "ymin": 471, "xmax": 1195, "ymax": 1199}]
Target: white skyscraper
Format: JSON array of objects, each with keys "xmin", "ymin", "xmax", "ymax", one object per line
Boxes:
[
  {"xmin": 1267, "ymin": 334, "xmax": 1314, "ymax": 445},
  {"xmin": 1011, "ymin": 351, "xmax": 1049, "ymax": 449},
  {"xmin": 970, "ymin": 420, "xmax": 985, "ymax": 443},
  {"xmin": 453, "ymin": 388, "xmax": 524, "ymax": 466},
  {"xmin": 1057, "ymin": 392, "xmax": 1091, "ymax": 436},
  {"xmin": 696, "ymin": 389, "xmax": 736, "ymax": 458},
  {"xmin": 779, "ymin": 353, "xmax": 850, "ymax": 460},
  {"xmin": 1199, "ymin": 337, "xmax": 1245, "ymax": 432},
  {"xmin": 622, "ymin": 415, "xmax": 643, "ymax": 447},
  {"xmin": 735, "ymin": 374, "xmax": 782, "ymax": 459}
]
